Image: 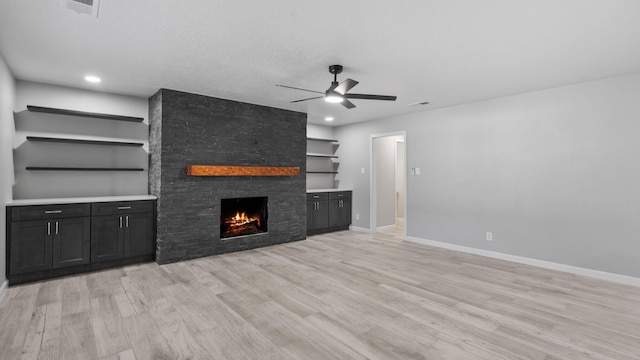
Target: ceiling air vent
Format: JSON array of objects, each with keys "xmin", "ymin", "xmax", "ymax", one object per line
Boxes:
[{"xmin": 61, "ymin": 0, "xmax": 100, "ymax": 17}]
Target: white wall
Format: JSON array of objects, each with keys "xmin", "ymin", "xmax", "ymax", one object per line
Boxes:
[
  {"xmin": 13, "ymin": 81, "xmax": 149, "ymax": 199},
  {"xmin": 336, "ymin": 73, "xmax": 640, "ymax": 278},
  {"xmin": 0, "ymin": 52, "xmax": 16, "ymax": 291}
]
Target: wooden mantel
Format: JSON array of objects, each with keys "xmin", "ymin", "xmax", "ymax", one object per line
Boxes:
[{"xmin": 186, "ymin": 165, "xmax": 300, "ymax": 177}]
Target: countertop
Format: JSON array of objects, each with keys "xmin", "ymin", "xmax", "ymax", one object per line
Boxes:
[
  {"xmin": 6, "ymin": 194, "xmax": 157, "ymax": 206},
  {"xmin": 306, "ymin": 189, "xmax": 352, "ymax": 193}
]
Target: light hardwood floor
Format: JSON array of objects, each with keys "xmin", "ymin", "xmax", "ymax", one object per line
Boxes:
[{"xmin": 1, "ymin": 229, "xmax": 640, "ymax": 359}]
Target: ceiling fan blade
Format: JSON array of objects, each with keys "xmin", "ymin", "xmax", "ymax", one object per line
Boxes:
[
  {"xmin": 276, "ymin": 84, "xmax": 324, "ymax": 94},
  {"xmin": 334, "ymin": 78, "xmax": 359, "ymax": 95},
  {"xmin": 341, "ymin": 99, "xmax": 356, "ymax": 109},
  {"xmin": 290, "ymin": 96, "xmax": 324, "ymax": 103},
  {"xmin": 345, "ymin": 93, "xmax": 397, "ymax": 101}
]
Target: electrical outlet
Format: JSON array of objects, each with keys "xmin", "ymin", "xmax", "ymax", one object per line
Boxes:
[
  {"xmin": 486, "ymin": 232, "xmax": 493, "ymax": 241},
  {"xmin": 355, "ymin": 214, "xmax": 360, "ymax": 220}
]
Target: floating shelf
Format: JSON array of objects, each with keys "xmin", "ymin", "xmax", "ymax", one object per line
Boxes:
[
  {"xmin": 306, "ymin": 152, "xmax": 339, "ymax": 158},
  {"xmin": 27, "ymin": 136, "xmax": 144, "ymax": 147},
  {"xmin": 307, "ymin": 137, "xmax": 338, "ymax": 142},
  {"xmin": 307, "ymin": 171, "xmax": 339, "ymax": 174},
  {"xmin": 26, "ymin": 167, "xmax": 144, "ymax": 172},
  {"xmin": 26, "ymin": 105, "xmax": 144, "ymax": 123}
]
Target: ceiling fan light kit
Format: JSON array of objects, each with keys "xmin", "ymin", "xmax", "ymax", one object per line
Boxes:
[
  {"xmin": 278, "ymin": 64, "xmax": 397, "ymax": 109},
  {"xmin": 324, "ymin": 90, "xmax": 344, "ymax": 103}
]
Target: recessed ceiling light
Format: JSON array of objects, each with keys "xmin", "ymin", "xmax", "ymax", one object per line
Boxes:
[
  {"xmin": 325, "ymin": 117, "xmax": 334, "ymax": 122},
  {"xmin": 84, "ymin": 75, "xmax": 101, "ymax": 83}
]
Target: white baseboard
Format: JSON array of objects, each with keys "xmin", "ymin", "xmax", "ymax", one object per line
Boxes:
[
  {"xmin": 405, "ymin": 236, "xmax": 640, "ymax": 288},
  {"xmin": 349, "ymin": 225, "xmax": 373, "ymax": 233},
  {"xmin": 376, "ymin": 224, "xmax": 396, "ymax": 231},
  {"xmin": 0, "ymin": 279, "xmax": 7, "ymax": 301}
]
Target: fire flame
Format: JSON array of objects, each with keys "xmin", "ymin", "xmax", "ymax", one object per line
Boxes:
[{"xmin": 227, "ymin": 211, "xmax": 261, "ymax": 227}]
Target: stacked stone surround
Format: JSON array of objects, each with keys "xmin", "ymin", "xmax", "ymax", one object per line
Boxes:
[{"xmin": 149, "ymin": 89, "xmax": 307, "ymax": 264}]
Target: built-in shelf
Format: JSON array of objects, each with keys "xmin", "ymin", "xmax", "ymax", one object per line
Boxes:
[
  {"xmin": 306, "ymin": 152, "xmax": 339, "ymax": 158},
  {"xmin": 307, "ymin": 137, "xmax": 338, "ymax": 143},
  {"xmin": 26, "ymin": 105, "xmax": 144, "ymax": 123},
  {"xmin": 27, "ymin": 136, "xmax": 144, "ymax": 147},
  {"xmin": 307, "ymin": 171, "xmax": 339, "ymax": 174},
  {"xmin": 26, "ymin": 167, "xmax": 144, "ymax": 172}
]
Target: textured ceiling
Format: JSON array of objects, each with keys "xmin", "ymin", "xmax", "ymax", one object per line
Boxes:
[{"xmin": 1, "ymin": 1, "xmax": 640, "ymax": 126}]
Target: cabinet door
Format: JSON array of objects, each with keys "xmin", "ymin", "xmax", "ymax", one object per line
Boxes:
[
  {"xmin": 53, "ymin": 217, "xmax": 91, "ymax": 269},
  {"xmin": 307, "ymin": 200, "xmax": 317, "ymax": 231},
  {"xmin": 124, "ymin": 212, "xmax": 155, "ymax": 257},
  {"xmin": 339, "ymin": 198, "xmax": 352, "ymax": 226},
  {"xmin": 328, "ymin": 199, "xmax": 341, "ymax": 227},
  {"xmin": 315, "ymin": 200, "xmax": 329, "ymax": 229},
  {"xmin": 9, "ymin": 220, "xmax": 52, "ymax": 275},
  {"xmin": 329, "ymin": 199, "xmax": 352, "ymax": 227},
  {"xmin": 91, "ymin": 215, "xmax": 124, "ymax": 263}
]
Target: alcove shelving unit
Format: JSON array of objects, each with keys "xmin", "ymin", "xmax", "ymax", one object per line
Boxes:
[
  {"xmin": 23, "ymin": 105, "xmax": 146, "ymax": 172},
  {"xmin": 306, "ymin": 137, "xmax": 339, "ymax": 187}
]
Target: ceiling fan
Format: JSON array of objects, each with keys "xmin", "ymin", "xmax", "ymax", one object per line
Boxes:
[{"xmin": 277, "ymin": 65, "xmax": 397, "ymax": 109}]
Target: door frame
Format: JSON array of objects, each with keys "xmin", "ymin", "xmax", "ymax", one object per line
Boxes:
[{"xmin": 370, "ymin": 130, "xmax": 407, "ymax": 238}]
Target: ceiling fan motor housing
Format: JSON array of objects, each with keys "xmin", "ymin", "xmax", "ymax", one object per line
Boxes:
[{"xmin": 329, "ymin": 65, "xmax": 343, "ymax": 75}]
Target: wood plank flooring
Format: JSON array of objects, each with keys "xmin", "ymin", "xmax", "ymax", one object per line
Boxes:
[{"xmin": 1, "ymin": 228, "xmax": 640, "ymax": 359}]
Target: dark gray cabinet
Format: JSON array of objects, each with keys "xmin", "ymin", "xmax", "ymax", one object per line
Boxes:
[
  {"xmin": 9, "ymin": 203, "xmax": 90, "ymax": 276},
  {"xmin": 91, "ymin": 201, "xmax": 155, "ymax": 263},
  {"xmin": 307, "ymin": 193, "xmax": 329, "ymax": 233},
  {"xmin": 307, "ymin": 191, "xmax": 352, "ymax": 235},
  {"xmin": 53, "ymin": 217, "xmax": 91, "ymax": 268},
  {"xmin": 328, "ymin": 191, "xmax": 352, "ymax": 228},
  {"xmin": 7, "ymin": 199, "xmax": 155, "ymax": 284},
  {"xmin": 9, "ymin": 220, "xmax": 52, "ymax": 274}
]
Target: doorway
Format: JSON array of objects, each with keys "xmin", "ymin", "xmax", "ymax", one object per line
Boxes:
[{"xmin": 370, "ymin": 131, "xmax": 406, "ymax": 237}]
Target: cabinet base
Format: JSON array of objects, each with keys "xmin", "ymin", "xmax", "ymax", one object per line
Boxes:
[{"xmin": 8, "ymin": 254, "xmax": 154, "ymax": 285}]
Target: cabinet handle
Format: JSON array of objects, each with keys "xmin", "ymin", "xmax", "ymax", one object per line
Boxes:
[
  {"xmin": 45, "ymin": 210, "xmax": 62, "ymax": 214},
  {"xmin": 117, "ymin": 206, "xmax": 132, "ymax": 210},
  {"xmin": 119, "ymin": 216, "xmax": 123, "ymax": 228},
  {"xmin": 317, "ymin": 202, "xmax": 320, "ymax": 210},
  {"xmin": 313, "ymin": 195, "xmax": 320, "ymax": 199},
  {"xmin": 47, "ymin": 221, "xmax": 51, "ymax": 236},
  {"xmin": 55, "ymin": 221, "xmax": 59, "ymax": 235},
  {"xmin": 126, "ymin": 215, "xmax": 129, "ymax": 228}
]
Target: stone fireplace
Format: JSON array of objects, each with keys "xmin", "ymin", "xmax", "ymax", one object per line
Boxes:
[{"xmin": 149, "ymin": 89, "xmax": 307, "ymax": 264}]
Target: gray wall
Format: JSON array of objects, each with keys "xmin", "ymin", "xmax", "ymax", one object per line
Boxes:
[
  {"xmin": 335, "ymin": 73, "xmax": 640, "ymax": 278},
  {"xmin": 0, "ymin": 52, "xmax": 15, "ymax": 288},
  {"xmin": 13, "ymin": 81, "xmax": 149, "ymax": 199}
]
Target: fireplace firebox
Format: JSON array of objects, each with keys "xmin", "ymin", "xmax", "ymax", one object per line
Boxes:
[{"xmin": 220, "ymin": 197, "xmax": 268, "ymax": 239}]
